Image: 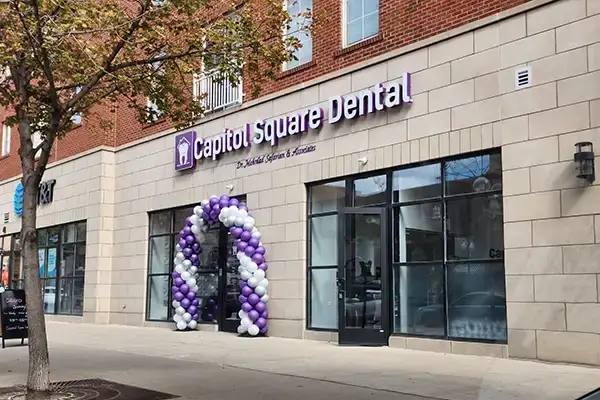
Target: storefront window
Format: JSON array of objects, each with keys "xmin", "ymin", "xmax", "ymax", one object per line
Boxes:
[{"xmin": 306, "ymin": 151, "xmax": 506, "ymax": 343}]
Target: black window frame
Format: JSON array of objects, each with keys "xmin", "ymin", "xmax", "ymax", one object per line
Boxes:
[{"xmin": 305, "ymin": 149, "xmax": 506, "ymax": 344}]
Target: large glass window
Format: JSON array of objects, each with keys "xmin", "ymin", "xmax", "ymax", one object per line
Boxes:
[
  {"xmin": 284, "ymin": 0, "xmax": 313, "ymax": 70},
  {"xmin": 306, "ymin": 151, "xmax": 506, "ymax": 343},
  {"xmin": 344, "ymin": 0, "xmax": 379, "ymax": 47}
]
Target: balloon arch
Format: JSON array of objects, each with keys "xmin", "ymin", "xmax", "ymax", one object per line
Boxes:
[{"xmin": 171, "ymin": 195, "xmax": 269, "ymax": 336}]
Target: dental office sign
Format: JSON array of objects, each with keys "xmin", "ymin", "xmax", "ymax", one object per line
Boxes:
[{"xmin": 175, "ymin": 72, "xmax": 412, "ymax": 171}]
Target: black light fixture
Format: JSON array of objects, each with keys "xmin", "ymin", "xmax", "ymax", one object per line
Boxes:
[{"xmin": 574, "ymin": 142, "xmax": 595, "ymax": 184}]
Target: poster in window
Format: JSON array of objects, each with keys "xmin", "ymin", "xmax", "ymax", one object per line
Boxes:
[
  {"xmin": 47, "ymin": 248, "xmax": 57, "ymax": 278},
  {"xmin": 38, "ymin": 249, "xmax": 45, "ymax": 278}
]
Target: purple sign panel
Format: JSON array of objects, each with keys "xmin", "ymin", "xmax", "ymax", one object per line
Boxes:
[{"xmin": 175, "ymin": 130, "xmax": 196, "ymax": 171}]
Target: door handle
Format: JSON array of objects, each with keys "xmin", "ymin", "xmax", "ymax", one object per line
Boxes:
[{"xmin": 336, "ymin": 277, "xmax": 345, "ymax": 290}]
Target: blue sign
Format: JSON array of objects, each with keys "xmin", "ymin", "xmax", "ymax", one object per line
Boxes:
[{"xmin": 13, "ymin": 183, "xmax": 23, "ymax": 217}]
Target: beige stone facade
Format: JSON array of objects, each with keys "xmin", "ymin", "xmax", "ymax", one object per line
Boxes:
[{"xmin": 1, "ymin": 0, "xmax": 600, "ymax": 365}]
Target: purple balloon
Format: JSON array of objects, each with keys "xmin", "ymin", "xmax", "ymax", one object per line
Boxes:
[
  {"xmin": 240, "ymin": 204, "xmax": 249, "ymax": 212},
  {"xmin": 209, "ymin": 211, "xmax": 218, "ymax": 220},
  {"xmin": 174, "ymin": 277, "xmax": 184, "ymax": 287},
  {"xmin": 244, "ymin": 246, "xmax": 256, "ymax": 257},
  {"xmin": 248, "ymin": 310, "xmax": 260, "ymax": 321},
  {"xmin": 241, "ymin": 285, "xmax": 253, "ymax": 297},
  {"xmin": 258, "ymin": 263, "xmax": 268, "ymax": 271},
  {"xmin": 240, "ymin": 231, "xmax": 252, "ymax": 242},
  {"xmin": 174, "ymin": 292, "xmax": 184, "ymax": 302},
  {"xmin": 183, "ymin": 248, "xmax": 193, "ymax": 258},
  {"xmin": 261, "ymin": 311, "xmax": 269, "ymax": 319},
  {"xmin": 181, "ymin": 298, "xmax": 191, "ymax": 308},
  {"xmin": 188, "ymin": 305, "xmax": 197, "ymax": 315},
  {"xmin": 190, "ymin": 254, "xmax": 199, "ymax": 264},
  {"xmin": 209, "ymin": 197, "xmax": 219, "ymax": 207},
  {"xmin": 172, "ymin": 272, "xmax": 180, "ymax": 279},
  {"xmin": 239, "ymin": 280, "xmax": 247, "ymax": 289},
  {"xmin": 242, "ymin": 302, "xmax": 253, "ymax": 313},
  {"xmin": 183, "ymin": 226, "xmax": 192, "ymax": 236},
  {"xmin": 260, "ymin": 326, "xmax": 268, "ymax": 335},
  {"xmin": 237, "ymin": 241, "xmax": 248, "ymax": 252},
  {"xmin": 192, "ymin": 243, "xmax": 200, "ymax": 252},
  {"xmin": 229, "ymin": 198, "xmax": 240, "ymax": 207},
  {"xmin": 186, "ymin": 217, "xmax": 193, "ymax": 227},
  {"xmin": 185, "ymin": 235, "xmax": 195, "ymax": 245},
  {"xmin": 219, "ymin": 199, "xmax": 229, "ymax": 208},
  {"xmin": 254, "ymin": 301, "xmax": 266, "ymax": 314},
  {"xmin": 255, "ymin": 246, "xmax": 265, "ymax": 255},
  {"xmin": 252, "ymin": 253, "xmax": 264, "ymax": 265},
  {"xmin": 238, "ymin": 295, "xmax": 248, "ymax": 304},
  {"xmin": 193, "ymin": 314, "xmax": 199, "ymax": 321},
  {"xmin": 186, "ymin": 291, "xmax": 196, "ymax": 300},
  {"xmin": 179, "ymin": 239, "xmax": 188, "ymax": 249},
  {"xmin": 255, "ymin": 317, "xmax": 266, "ymax": 329},
  {"xmin": 202, "ymin": 212, "xmax": 210, "ymax": 221},
  {"xmin": 232, "ymin": 227, "xmax": 243, "ymax": 238},
  {"xmin": 179, "ymin": 230, "xmax": 186, "ymax": 239},
  {"xmin": 171, "ymin": 285, "xmax": 179, "ymax": 294},
  {"xmin": 220, "ymin": 194, "xmax": 230, "ymax": 202},
  {"xmin": 192, "ymin": 299, "xmax": 199, "ymax": 306},
  {"xmin": 192, "ymin": 259, "xmax": 200, "ymax": 267},
  {"xmin": 212, "ymin": 203, "xmax": 221, "ymax": 213},
  {"xmin": 248, "ymin": 293, "xmax": 260, "ymax": 306},
  {"xmin": 180, "ymin": 284, "xmax": 190, "ymax": 295},
  {"xmin": 248, "ymin": 238, "xmax": 260, "ymax": 248}
]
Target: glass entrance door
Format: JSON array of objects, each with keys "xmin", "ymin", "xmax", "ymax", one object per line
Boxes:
[
  {"xmin": 337, "ymin": 207, "xmax": 389, "ymax": 346},
  {"xmin": 218, "ymin": 225, "xmax": 241, "ymax": 333}
]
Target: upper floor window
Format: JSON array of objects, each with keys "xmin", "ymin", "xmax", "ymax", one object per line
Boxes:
[
  {"xmin": 284, "ymin": 0, "xmax": 313, "ymax": 70},
  {"xmin": 72, "ymin": 87, "xmax": 82, "ymax": 125},
  {"xmin": 343, "ymin": 0, "xmax": 379, "ymax": 47},
  {"xmin": 1, "ymin": 124, "xmax": 10, "ymax": 157},
  {"xmin": 32, "ymin": 131, "xmax": 42, "ymax": 160}
]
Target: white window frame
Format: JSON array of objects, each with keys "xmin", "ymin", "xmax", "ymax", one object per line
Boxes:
[
  {"xmin": 342, "ymin": 0, "xmax": 380, "ymax": 48},
  {"xmin": 283, "ymin": 0, "xmax": 313, "ymax": 71},
  {"xmin": 1, "ymin": 123, "xmax": 10, "ymax": 157}
]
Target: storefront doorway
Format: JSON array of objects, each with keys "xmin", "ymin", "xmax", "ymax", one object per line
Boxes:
[{"xmin": 338, "ymin": 207, "xmax": 389, "ymax": 346}]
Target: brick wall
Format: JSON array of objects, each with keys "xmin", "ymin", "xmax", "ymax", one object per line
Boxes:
[{"xmin": 0, "ymin": 0, "xmax": 530, "ymax": 182}]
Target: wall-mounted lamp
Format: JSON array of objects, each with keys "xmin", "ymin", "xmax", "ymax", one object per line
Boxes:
[
  {"xmin": 357, "ymin": 157, "xmax": 368, "ymax": 166},
  {"xmin": 574, "ymin": 141, "xmax": 595, "ymax": 184},
  {"xmin": 224, "ymin": 184, "xmax": 234, "ymax": 192}
]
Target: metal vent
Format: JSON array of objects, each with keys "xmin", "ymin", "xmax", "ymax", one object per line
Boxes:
[{"xmin": 515, "ymin": 66, "xmax": 532, "ymax": 89}]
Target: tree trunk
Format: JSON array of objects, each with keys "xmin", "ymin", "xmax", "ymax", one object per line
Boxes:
[{"xmin": 21, "ymin": 158, "xmax": 50, "ymax": 393}]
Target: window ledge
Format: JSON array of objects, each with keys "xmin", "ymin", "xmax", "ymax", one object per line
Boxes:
[
  {"xmin": 278, "ymin": 60, "xmax": 316, "ymax": 80},
  {"xmin": 0, "ymin": 154, "xmax": 9, "ymax": 161},
  {"xmin": 335, "ymin": 34, "xmax": 383, "ymax": 58}
]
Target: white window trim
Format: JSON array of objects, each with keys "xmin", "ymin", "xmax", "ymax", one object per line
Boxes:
[
  {"xmin": 341, "ymin": 0, "xmax": 380, "ymax": 49},
  {"xmin": 282, "ymin": 0, "xmax": 313, "ymax": 71},
  {"xmin": 1, "ymin": 124, "xmax": 10, "ymax": 157}
]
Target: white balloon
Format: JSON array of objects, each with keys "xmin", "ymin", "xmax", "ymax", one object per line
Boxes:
[
  {"xmin": 190, "ymin": 266, "xmax": 198, "ymax": 274},
  {"xmin": 234, "ymin": 216, "xmax": 245, "ymax": 227},
  {"xmin": 201, "ymin": 225, "xmax": 209, "ymax": 232},
  {"xmin": 172, "ymin": 300, "xmax": 181, "ymax": 308},
  {"xmin": 181, "ymin": 271, "xmax": 191, "ymax": 281},
  {"xmin": 238, "ymin": 265, "xmax": 246, "ymax": 274},
  {"xmin": 198, "ymin": 218, "xmax": 205, "ymax": 226},
  {"xmin": 221, "ymin": 207, "xmax": 230, "ymax": 218},
  {"xmin": 247, "ymin": 262, "xmax": 258, "ymax": 273},
  {"xmin": 174, "ymin": 257, "xmax": 183, "ymax": 266},
  {"xmin": 187, "ymin": 278, "xmax": 197, "ymax": 287},
  {"xmin": 176, "ymin": 306, "xmax": 185, "ymax": 316},
  {"xmin": 197, "ymin": 232, "xmax": 206, "ymax": 244},
  {"xmin": 260, "ymin": 294, "xmax": 270, "ymax": 303},
  {"xmin": 191, "ymin": 225, "xmax": 201, "ymax": 235},
  {"xmin": 240, "ymin": 270, "xmax": 252, "ymax": 281},
  {"xmin": 173, "ymin": 314, "xmax": 182, "ymax": 323},
  {"xmin": 241, "ymin": 317, "xmax": 252, "ymax": 328},
  {"xmin": 258, "ymin": 278, "xmax": 269, "ymax": 288},
  {"xmin": 190, "ymin": 215, "xmax": 199, "ymax": 226},
  {"xmin": 183, "ymin": 312, "xmax": 192, "ymax": 322},
  {"xmin": 237, "ymin": 325, "xmax": 247, "ymax": 334},
  {"xmin": 236, "ymin": 251, "xmax": 244, "ymax": 261},
  {"xmin": 201, "ymin": 199, "xmax": 209, "ymax": 206},
  {"xmin": 244, "ymin": 216, "xmax": 255, "ymax": 226},
  {"xmin": 218, "ymin": 212, "xmax": 226, "ymax": 223},
  {"xmin": 253, "ymin": 269, "xmax": 265, "ymax": 281},
  {"xmin": 254, "ymin": 285, "xmax": 266, "ymax": 296},
  {"xmin": 247, "ymin": 277, "xmax": 259, "ymax": 288},
  {"xmin": 226, "ymin": 216, "xmax": 236, "ymax": 226},
  {"xmin": 248, "ymin": 324, "xmax": 260, "ymax": 336},
  {"xmin": 188, "ymin": 320, "xmax": 198, "ymax": 330},
  {"xmin": 239, "ymin": 209, "xmax": 248, "ymax": 219},
  {"xmin": 238, "ymin": 310, "xmax": 248, "ymax": 319},
  {"xmin": 243, "ymin": 222, "xmax": 254, "ymax": 231},
  {"xmin": 176, "ymin": 252, "xmax": 185, "ymax": 261},
  {"xmin": 175, "ymin": 244, "xmax": 182, "ymax": 252},
  {"xmin": 182, "ymin": 260, "xmax": 192, "ymax": 268},
  {"xmin": 251, "ymin": 231, "xmax": 262, "ymax": 239},
  {"xmin": 174, "ymin": 265, "xmax": 184, "ymax": 274},
  {"xmin": 229, "ymin": 206, "xmax": 239, "ymax": 215},
  {"xmin": 194, "ymin": 205, "xmax": 203, "ymax": 216},
  {"xmin": 191, "ymin": 285, "xmax": 199, "ymax": 293},
  {"xmin": 176, "ymin": 320, "xmax": 187, "ymax": 330},
  {"xmin": 240, "ymin": 256, "xmax": 251, "ymax": 267}
]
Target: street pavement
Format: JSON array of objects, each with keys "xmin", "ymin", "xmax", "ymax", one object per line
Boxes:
[{"xmin": 0, "ymin": 322, "xmax": 599, "ymax": 400}]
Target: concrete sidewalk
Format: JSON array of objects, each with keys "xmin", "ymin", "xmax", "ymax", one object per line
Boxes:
[{"xmin": 0, "ymin": 322, "xmax": 599, "ymax": 400}]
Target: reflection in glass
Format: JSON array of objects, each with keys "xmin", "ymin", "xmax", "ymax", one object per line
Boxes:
[
  {"xmin": 394, "ymin": 264, "xmax": 444, "ymax": 336},
  {"xmin": 43, "ymin": 279, "xmax": 57, "ymax": 314},
  {"xmin": 37, "ymin": 230, "xmax": 48, "ymax": 247},
  {"xmin": 309, "ymin": 268, "xmax": 338, "ymax": 329},
  {"xmin": 445, "ymin": 153, "xmax": 502, "ymax": 195},
  {"xmin": 73, "ymin": 277, "xmax": 84, "ymax": 315},
  {"xmin": 198, "ymin": 228, "xmax": 220, "ymax": 270},
  {"xmin": 61, "ymin": 244, "xmax": 75, "ymax": 276},
  {"xmin": 196, "ymin": 273, "xmax": 219, "ymax": 323},
  {"xmin": 310, "ymin": 181, "xmax": 345, "ymax": 214},
  {"xmin": 310, "ymin": 215, "xmax": 337, "ymax": 266},
  {"xmin": 149, "ymin": 236, "xmax": 171, "ymax": 274},
  {"xmin": 174, "ymin": 207, "xmax": 194, "ymax": 229},
  {"xmin": 344, "ymin": 213, "xmax": 382, "ymax": 329},
  {"xmin": 392, "ymin": 163, "xmax": 441, "ymax": 203},
  {"xmin": 353, "ymin": 175, "xmax": 386, "ymax": 206},
  {"xmin": 150, "ymin": 211, "xmax": 171, "ymax": 235},
  {"xmin": 59, "ymin": 278, "xmax": 74, "ymax": 314},
  {"xmin": 224, "ymin": 232, "xmax": 241, "ymax": 322},
  {"xmin": 62, "ymin": 224, "xmax": 77, "ymax": 243},
  {"xmin": 76, "ymin": 222, "xmax": 87, "ymax": 242},
  {"xmin": 148, "ymin": 275, "xmax": 169, "ymax": 320},
  {"xmin": 393, "ymin": 204, "xmax": 443, "ymax": 263},
  {"xmin": 447, "ymin": 263, "xmax": 506, "ymax": 341},
  {"xmin": 75, "ymin": 245, "xmax": 86, "ymax": 275},
  {"xmin": 446, "ymin": 195, "xmax": 504, "ymax": 261}
]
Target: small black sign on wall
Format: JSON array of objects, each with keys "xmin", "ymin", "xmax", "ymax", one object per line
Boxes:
[
  {"xmin": 0, "ymin": 289, "xmax": 28, "ymax": 348},
  {"xmin": 3, "ymin": 213, "xmax": 8, "ymax": 224}
]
